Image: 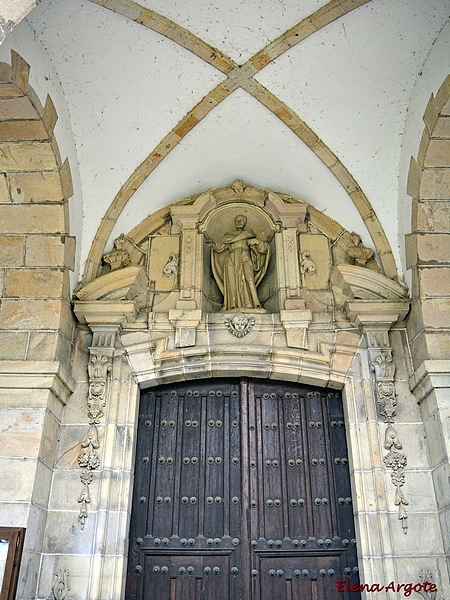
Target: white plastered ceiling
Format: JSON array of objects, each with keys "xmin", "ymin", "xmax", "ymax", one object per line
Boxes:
[{"xmin": 0, "ymin": 0, "xmax": 449, "ymax": 285}]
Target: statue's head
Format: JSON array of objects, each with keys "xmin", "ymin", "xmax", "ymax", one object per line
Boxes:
[{"xmin": 235, "ymin": 214, "xmax": 247, "ymax": 229}]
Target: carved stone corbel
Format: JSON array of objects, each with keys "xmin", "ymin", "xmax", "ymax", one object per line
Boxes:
[
  {"xmin": 280, "ymin": 309, "xmax": 312, "ymax": 350},
  {"xmin": 168, "ymin": 308, "xmax": 202, "ymax": 348}
]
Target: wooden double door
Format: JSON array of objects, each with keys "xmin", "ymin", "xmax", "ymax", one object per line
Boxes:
[{"xmin": 126, "ymin": 379, "xmax": 360, "ymax": 599}]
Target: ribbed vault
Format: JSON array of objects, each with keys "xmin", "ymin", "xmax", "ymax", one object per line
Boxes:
[{"xmin": 81, "ymin": 0, "xmax": 398, "ymax": 285}]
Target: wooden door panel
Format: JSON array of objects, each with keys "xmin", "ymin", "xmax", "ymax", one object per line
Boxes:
[
  {"xmin": 258, "ymin": 554, "xmax": 341, "ymax": 600},
  {"xmin": 140, "ymin": 554, "xmax": 231, "ymax": 600},
  {"xmin": 126, "ymin": 379, "xmax": 360, "ymax": 600}
]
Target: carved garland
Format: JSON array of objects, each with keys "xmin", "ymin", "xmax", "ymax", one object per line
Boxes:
[
  {"xmin": 370, "ymin": 341, "xmax": 409, "ymax": 533},
  {"xmin": 78, "ymin": 347, "xmax": 113, "ymax": 529}
]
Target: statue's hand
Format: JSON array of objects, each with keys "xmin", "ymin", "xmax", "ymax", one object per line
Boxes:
[
  {"xmin": 203, "ymin": 232, "xmax": 215, "ymax": 247},
  {"xmin": 247, "ymin": 238, "xmax": 259, "ymax": 246}
]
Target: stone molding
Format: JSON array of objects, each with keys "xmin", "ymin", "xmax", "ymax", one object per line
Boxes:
[
  {"xmin": 334, "ymin": 264, "xmax": 408, "ymax": 300},
  {"xmin": 120, "ymin": 330, "xmax": 360, "ymax": 390},
  {"xmin": 73, "ymin": 300, "xmax": 138, "ymax": 327},
  {"xmin": 0, "ymin": 359, "xmax": 74, "ymax": 404},
  {"xmin": 74, "ymin": 265, "xmax": 147, "ymax": 302},
  {"xmin": 345, "ymin": 299, "xmax": 410, "ymax": 331},
  {"xmin": 409, "ymin": 359, "xmax": 450, "ymax": 403}
]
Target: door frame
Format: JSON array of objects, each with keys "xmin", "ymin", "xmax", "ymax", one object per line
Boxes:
[
  {"xmin": 79, "ymin": 336, "xmax": 401, "ymax": 600},
  {"xmin": 124, "ymin": 378, "xmax": 360, "ymax": 600}
]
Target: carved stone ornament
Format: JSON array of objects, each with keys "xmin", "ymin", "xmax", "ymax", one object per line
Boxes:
[
  {"xmin": 383, "ymin": 424, "xmax": 409, "ymax": 533},
  {"xmin": 300, "ymin": 250, "xmax": 316, "ymax": 275},
  {"xmin": 345, "ymin": 232, "xmax": 374, "ymax": 267},
  {"xmin": 102, "ymin": 233, "xmax": 145, "ymax": 273},
  {"xmin": 417, "ymin": 571, "xmax": 437, "ymax": 600},
  {"xmin": 78, "ymin": 349, "xmax": 113, "ymax": 529},
  {"xmin": 225, "ymin": 313, "xmax": 256, "ymax": 338},
  {"xmin": 51, "ymin": 570, "xmax": 70, "ymax": 600},
  {"xmin": 371, "ymin": 352, "xmax": 396, "ymax": 423},
  {"xmin": 162, "ymin": 253, "xmax": 179, "ymax": 277}
]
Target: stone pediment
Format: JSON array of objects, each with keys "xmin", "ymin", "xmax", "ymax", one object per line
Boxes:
[
  {"xmin": 74, "ymin": 266, "xmax": 148, "ymax": 302},
  {"xmin": 332, "ymin": 264, "xmax": 408, "ymax": 300},
  {"xmin": 73, "ymin": 181, "xmax": 410, "ymax": 373}
]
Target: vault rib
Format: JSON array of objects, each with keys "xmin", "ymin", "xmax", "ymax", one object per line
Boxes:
[{"xmin": 83, "ymin": 0, "xmax": 397, "ymax": 286}]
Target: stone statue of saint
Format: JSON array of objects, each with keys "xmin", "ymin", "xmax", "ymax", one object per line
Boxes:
[{"xmin": 206, "ymin": 215, "xmax": 270, "ymax": 312}]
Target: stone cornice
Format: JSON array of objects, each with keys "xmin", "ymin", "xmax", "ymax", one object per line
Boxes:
[
  {"xmin": 73, "ymin": 300, "xmax": 138, "ymax": 328},
  {"xmin": 409, "ymin": 359, "xmax": 450, "ymax": 402},
  {"xmin": 345, "ymin": 299, "xmax": 410, "ymax": 331},
  {"xmin": 0, "ymin": 360, "xmax": 74, "ymax": 404}
]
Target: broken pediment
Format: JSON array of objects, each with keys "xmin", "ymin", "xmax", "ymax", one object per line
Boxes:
[
  {"xmin": 332, "ymin": 264, "xmax": 408, "ymax": 301},
  {"xmin": 74, "ymin": 266, "xmax": 148, "ymax": 302}
]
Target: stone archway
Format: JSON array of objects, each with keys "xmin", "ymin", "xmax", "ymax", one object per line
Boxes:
[
  {"xmin": 71, "ymin": 182, "xmax": 416, "ymax": 599},
  {"xmin": 406, "ymin": 74, "xmax": 450, "ymax": 569},
  {"xmin": 0, "ymin": 50, "xmax": 75, "ymax": 599}
]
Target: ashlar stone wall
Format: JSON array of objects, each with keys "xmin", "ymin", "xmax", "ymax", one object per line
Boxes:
[
  {"xmin": 0, "ymin": 51, "xmax": 75, "ymax": 598},
  {"xmin": 406, "ymin": 74, "xmax": 450, "ymax": 581}
]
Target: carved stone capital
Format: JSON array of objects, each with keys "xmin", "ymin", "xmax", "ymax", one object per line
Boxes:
[
  {"xmin": 73, "ymin": 300, "xmax": 138, "ymax": 328},
  {"xmin": 345, "ymin": 299, "xmax": 410, "ymax": 334}
]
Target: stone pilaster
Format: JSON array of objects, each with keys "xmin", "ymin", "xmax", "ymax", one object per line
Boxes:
[{"xmin": 346, "ymin": 299, "xmax": 411, "ymax": 533}]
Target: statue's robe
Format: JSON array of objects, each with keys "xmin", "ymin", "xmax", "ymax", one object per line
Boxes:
[{"xmin": 211, "ymin": 229, "xmax": 270, "ymax": 311}]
